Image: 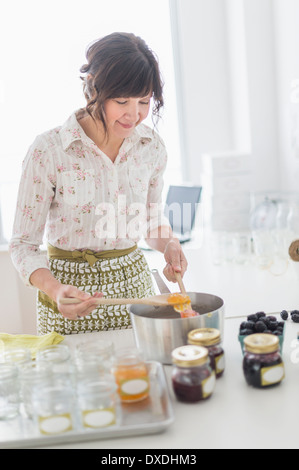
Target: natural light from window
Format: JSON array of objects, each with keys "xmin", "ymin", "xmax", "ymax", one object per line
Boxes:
[{"xmin": 0, "ymin": 0, "xmax": 182, "ymax": 242}]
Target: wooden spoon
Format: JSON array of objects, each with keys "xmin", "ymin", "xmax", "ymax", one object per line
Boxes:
[
  {"xmin": 174, "ymin": 272, "xmax": 187, "ymax": 295},
  {"xmin": 59, "ymin": 293, "xmax": 185, "ymax": 307},
  {"xmin": 174, "ymin": 272, "xmax": 198, "ymax": 318}
]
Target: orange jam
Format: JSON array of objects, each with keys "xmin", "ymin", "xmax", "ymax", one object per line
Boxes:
[
  {"xmin": 167, "ymin": 293, "xmax": 198, "ymax": 318},
  {"xmin": 112, "ymin": 348, "xmax": 150, "ymax": 403}
]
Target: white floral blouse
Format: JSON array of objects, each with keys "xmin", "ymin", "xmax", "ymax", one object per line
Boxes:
[{"xmin": 9, "ymin": 110, "xmax": 169, "ymax": 287}]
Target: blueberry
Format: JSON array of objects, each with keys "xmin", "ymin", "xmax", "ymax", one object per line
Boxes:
[
  {"xmin": 292, "ymin": 314, "xmax": 299, "ymax": 323},
  {"xmin": 240, "ymin": 321, "xmax": 247, "ymax": 330},
  {"xmin": 278, "ymin": 322, "xmax": 285, "ymax": 329},
  {"xmin": 268, "ymin": 321, "xmax": 278, "ymax": 331},
  {"xmin": 254, "ymin": 321, "xmax": 267, "ymax": 333},
  {"xmin": 256, "ymin": 312, "xmax": 266, "ymax": 319},
  {"xmin": 268, "ymin": 316, "xmax": 278, "ymax": 322},
  {"xmin": 247, "ymin": 314, "xmax": 258, "ymax": 323},
  {"xmin": 291, "ymin": 310, "xmax": 299, "ymax": 316},
  {"xmin": 240, "ymin": 329, "xmax": 254, "ymax": 336},
  {"xmin": 280, "ymin": 310, "xmax": 288, "ymax": 321}
]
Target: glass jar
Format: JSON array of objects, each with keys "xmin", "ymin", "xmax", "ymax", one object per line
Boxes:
[
  {"xmin": 75, "ymin": 339, "xmax": 114, "ymax": 373},
  {"xmin": 188, "ymin": 328, "xmax": 225, "ymax": 378},
  {"xmin": 19, "ymin": 361, "xmax": 52, "ymax": 418},
  {"xmin": 32, "ymin": 382, "xmax": 76, "ymax": 435},
  {"xmin": 171, "ymin": 345, "xmax": 216, "ymax": 403},
  {"xmin": 77, "ymin": 375, "xmax": 120, "ymax": 429},
  {"xmin": 112, "ymin": 348, "xmax": 150, "ymax": 403},
  {"xmin": 36, "ymin": 344, "xmax": 70, "ymax": 365},
  {"xmin": 243, "ymin": 334, "xmax": 285, "ymax": 388},
  {"xmin": 0, "ymin": 363, "xmax": 20, "ymax": 420},
  {"xmin": 0, "ymin": 347, "xmax": 31, "ymax": 368},
  {"xmin": 36, "ymin": 344, "xmax": 75, "ymax": 385}
]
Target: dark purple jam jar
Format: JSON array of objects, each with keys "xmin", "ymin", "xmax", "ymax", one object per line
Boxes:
[
  {"xmin": 188, "ymin": 328, "xmax": 225, "ymax": 378},
  {"xmin": 171, "ymin": 345, "xmax": 216, "ymax": 403},
  {"xmin": 243, "ymin": 334, "xmax": 285, "ymax": 388}
]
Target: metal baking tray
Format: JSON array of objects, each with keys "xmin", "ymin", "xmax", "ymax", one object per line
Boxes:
[{"xmin": 0, "ymin": 361, "xmax": 174, "ymax": 449}]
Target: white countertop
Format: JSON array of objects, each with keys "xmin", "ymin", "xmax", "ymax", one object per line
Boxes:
[
  {"xmin": 44, "ymin": 314, "xmax": 299, "ymax": 450},
  {"xmin": 10, "ymin": 235, "xmax": 299, "ymax": 449}
]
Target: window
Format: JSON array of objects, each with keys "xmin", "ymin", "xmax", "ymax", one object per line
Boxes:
[{"xmin": 0, "ymin": 0, "xmax": 181, "ymax": 241}]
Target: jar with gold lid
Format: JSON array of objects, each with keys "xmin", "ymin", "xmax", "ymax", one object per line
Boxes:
[
  {"xmin": 188, "ymin": 328, "xmax": 225, "ymax": 378},
  {"xmin": 243, "ymin": 334, "xmax": 285, "ymax": 388},
  {"xmin": 171, "ymin": 345, "xmax": 216, "ymax": 403}
]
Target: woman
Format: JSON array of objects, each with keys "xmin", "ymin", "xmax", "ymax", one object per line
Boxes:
[{"xmin": 9, "ymin": 32, "xmax": 188, "ymax": 335}]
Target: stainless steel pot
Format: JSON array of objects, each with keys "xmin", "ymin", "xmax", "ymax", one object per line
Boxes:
[{"xmin": 130, "ymin": 270, "xmax": 225, "ymax": 365}]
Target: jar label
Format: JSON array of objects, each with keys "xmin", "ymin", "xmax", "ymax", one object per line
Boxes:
[
  {"xmin": 82, "ymin": 407, "xmax": 116, "ymax": 428},
  {"xmin": 120, "ymin": 377, "xmax": 149, "ymax": 397},
  {"xmin": 202, "ymin": 371, "xmax": 216, "ymax": 398},
  {"xmin": 215, "ymin": 354, "xmax": 225, "ymax": 373},
  {"xmin": 38, "ymin": 413, "xmax": 73, "ymax": 435},
  {"xmin": 261, "ymin": 364, "xmax": 285, "ymax": 386}
]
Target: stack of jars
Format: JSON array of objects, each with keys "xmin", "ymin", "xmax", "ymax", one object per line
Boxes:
[{"xmin": 0, "ymin": 342, "xmax": 150, "ymax": 435}]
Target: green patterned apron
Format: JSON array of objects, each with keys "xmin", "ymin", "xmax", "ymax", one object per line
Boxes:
[{"xmin": 37, "ymin": 245, "xmax": 155, "ymax": 335}]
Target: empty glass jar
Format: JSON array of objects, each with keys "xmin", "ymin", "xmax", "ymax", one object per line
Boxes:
[
  {"xmin": 0, "ymin": 347, "xmax": 31, "ymax": 368},
  {"xmin": 77, "ymin": 375, "xmax": 119, "ymax": 429},
  {"xmin": 0, "ymin": 363, "xmax": 20, "ymax": 420},
  {"xmin": 32, "ymin": 381, "xmax": 76, "ymax": 435},
  {"xmin": 36, "ymin": 344, "xmax": 75, "ymax": 385},
  {"xmin": 75, "ymin": 340, "xmax": 114, "ymax": 373},
  {"xmin": 19, "ymin": 361, "xmax": 52, "ymax": 418}
]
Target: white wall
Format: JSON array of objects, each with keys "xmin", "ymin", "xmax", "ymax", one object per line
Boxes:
[
  {"xmin": 273, "ymin": 0, "xmax": 299, "ymax": 191},
  {"xmin": 170, "ymin": 0, "xmax": 233, "ymax": 182},
  {"xmin": 172, "ymin": 0, "xmax": 287, "ymax": 192},
  {"xmin": 0, "ymin": 249, "xmax": 36, "ymax": 334}
]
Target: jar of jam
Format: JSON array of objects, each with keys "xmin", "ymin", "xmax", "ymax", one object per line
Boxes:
[
  {"xmin": 243, "ymin": 334, "xmax": 285, "ymax": 388},
  {"xmin": 188, "ymin": 328, "xmax": 225, "ymax": 378},
  {"xmin": 171, "ymin": 345, "xmax": 216, "ymax": 403},
  {"xmin": 112, "ymin": 348, "xmax": 150, "ymax": 403}
]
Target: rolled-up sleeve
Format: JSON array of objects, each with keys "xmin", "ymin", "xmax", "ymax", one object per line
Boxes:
[{"xmin": 9, "ymin": 135, "xmax": 56, "ymax": 287}]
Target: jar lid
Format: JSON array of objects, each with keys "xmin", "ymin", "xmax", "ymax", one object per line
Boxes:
[
  {"xmin": 188, "ymin": 328, "xmax": 221, "ymax": 346},
  {"xmin": 244, "ymin": 334, "xmax": 279, "ymax": 354},
  {"xmin": 172, "ymin": 345, "xmax": 209, "ymax": 367}
]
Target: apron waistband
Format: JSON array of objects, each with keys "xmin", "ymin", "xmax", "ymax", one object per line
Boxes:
[{"xmin": 47, "ymin": 244, "xmax": 138, "ymax": 267}]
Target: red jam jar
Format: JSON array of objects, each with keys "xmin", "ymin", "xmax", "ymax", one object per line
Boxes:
[
  {"xmin": 243, "ymin": 334, "xmax": 285, "ymax": 388},
  {"xmin": 188, "ymin": 328, "xmax": 225, "ymax": 378},
  {"xmin": 171, "ymin": 345, "xmax": 216, "ymax": 403}
]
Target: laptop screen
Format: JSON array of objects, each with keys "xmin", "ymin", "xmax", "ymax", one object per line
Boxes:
[{"xmin": 164, "ymin": 185, "xmax": 202, "ymax": 235}]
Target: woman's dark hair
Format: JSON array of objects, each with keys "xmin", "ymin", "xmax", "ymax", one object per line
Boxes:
[{"xmin": 80, "ymin": 32, "xmax": 164, "ymax": 132}]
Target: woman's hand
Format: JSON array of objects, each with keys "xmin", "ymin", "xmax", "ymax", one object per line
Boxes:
[
  {"xmin": 163, "ymin": 238, "xmax": 188, "ymax": 282},
  {"xmin": 55, "ymin": 285, "xmax": 104, "ymax": 320}
]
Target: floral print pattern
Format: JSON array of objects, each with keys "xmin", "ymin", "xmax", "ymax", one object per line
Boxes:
[{"xmin": 9, "ymin": 110, "xmax": 169, "ymax": 287}]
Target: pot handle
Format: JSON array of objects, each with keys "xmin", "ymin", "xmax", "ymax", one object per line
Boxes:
[{"xmin": 151, "ymin": 269, "xmax": 171, "ymax": 294}]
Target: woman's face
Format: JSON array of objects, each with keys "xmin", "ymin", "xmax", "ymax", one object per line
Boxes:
[{"xmin": 103, "ymin": 95, "xmax": 151, "ymax": 141}]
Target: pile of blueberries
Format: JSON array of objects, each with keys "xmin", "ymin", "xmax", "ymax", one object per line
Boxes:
[{"xmin": 239, "ymin": 312, "xmax": 285, "ymax": 337}]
